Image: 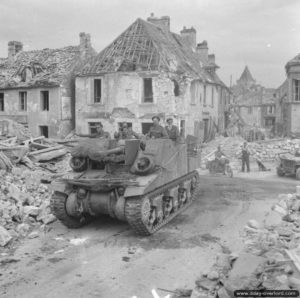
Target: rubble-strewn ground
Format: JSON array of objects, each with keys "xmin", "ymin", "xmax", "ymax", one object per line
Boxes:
[{"xmin": 0, "ymin": 167, "xmax": 299, "ymax": 298}]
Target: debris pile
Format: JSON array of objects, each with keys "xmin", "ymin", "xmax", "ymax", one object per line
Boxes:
[
  {"xmin": 0, "ymin": 168, "xmax": 57, "ymax": 247},
  {"xmin": 201, "ymin": 136, "xmax": 300, "ymax": 169},
  {"xmin": 173, "ymin": 187, "xmax": 300, "ymax": 298}
]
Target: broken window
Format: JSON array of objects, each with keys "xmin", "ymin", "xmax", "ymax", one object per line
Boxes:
[
  {"xmin": 40, "ymin": 91, "xmax": 49, "ymax": 111},
  {"xmin": 203, "ymin": 85, "xmax": 207, "ymax": 106},
  {"xmin": 143, "ymin": 78, "xmax": 153, "ymax": 103},
  {"xmin": 39, "ymin": 126, "xmax": 48, "ymax": 138},
  {"xmin": 0, "ymin": 93, "xmax": 4, "ymax": 111},
  {"xmin": 172, "ymin": 80, "xmax": 180, "ymax": 96},
  {"xmin": 293, "ymin": 80, "xmax": 300, "ymax": 101},
  {"xmin": 19, "ymin": 91, "xmax": 27, "ymax": 111},
  {"xmin": 94, "ymin": 79, "xmax": 102, "ymax": 103}
]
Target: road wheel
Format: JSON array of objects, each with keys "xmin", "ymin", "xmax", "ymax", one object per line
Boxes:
[
  {"xmin": 296, "ymin": 168, "xmax": 300, "ymax": 180},
  {"xmin": 50, "ymin": 191, "xmax": 92, "ymax": 228},
  {"xmin": 277, "ymin": 167, "xmax": 285, "ymax": 177}
]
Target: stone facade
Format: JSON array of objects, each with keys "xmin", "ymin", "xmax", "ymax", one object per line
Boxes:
[{"xmin": 0, "ymin": 33, "xmax": 96, "ymax": 138}]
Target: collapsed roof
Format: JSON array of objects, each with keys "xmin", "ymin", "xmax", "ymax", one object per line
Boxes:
[{"xmin": 80, "ymin": 18, "xmax": 224, "ymax": 86}]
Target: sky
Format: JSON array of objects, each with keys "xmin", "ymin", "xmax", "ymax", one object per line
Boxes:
[{"xmin": 0, "ymin": 0, "xmax": 299, "ymax": 88}]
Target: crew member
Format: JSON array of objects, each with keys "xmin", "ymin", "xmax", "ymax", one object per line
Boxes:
[
  {"xmin": 215, "ymin": 145, "xmax": 227, "ymax": 174},
  {"xmin": 147, "ymin": 116, "xmax": 169, "ymax": 139},
  {"xmin": 75, "ymin": 122, "xmax": 111, "ymax": 139},
  {"xmin": 165, "ymin": 118, "xmax": 180, "ymax": 142},
  {"xmin": 114, "ymin": 123, "xmax": 140, "ymax": 140}
]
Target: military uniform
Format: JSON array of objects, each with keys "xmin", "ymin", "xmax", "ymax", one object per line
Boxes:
[
  {"xmin": 147, "ymin": 125, "xmax": 169, "ymax": 139},
  {"xmin": 165, "ymin": 125, "xmax": 180, "ymax": 142}
]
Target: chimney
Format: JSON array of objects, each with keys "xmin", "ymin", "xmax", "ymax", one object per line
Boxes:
[
  {"xmin": 180, "ymin": 26, "xmax": 197, "ymax": 49},
  {"xmin": 79, "ymin": 32, "xmax": 91, "ymax": 57},
  {"xmin": 8, "ymin": 41, "xmax": 23, "ymax": 62},
  {"xmin": 147, "ymin": 13, "xmax": 170, "ymax": 31},
  {"xmin": 196, "ymin": 40, "xmax": 208, "ymax": 62}
]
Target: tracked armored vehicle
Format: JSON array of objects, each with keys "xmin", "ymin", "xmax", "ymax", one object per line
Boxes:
[{"xmin": 50, "ymin": 137, "xmax": 200, "ymax": 235}]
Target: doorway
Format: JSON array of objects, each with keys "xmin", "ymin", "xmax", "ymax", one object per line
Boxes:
[{"xmin": 39, "ymin": 125, "xmax": 49, "ymax": 138}]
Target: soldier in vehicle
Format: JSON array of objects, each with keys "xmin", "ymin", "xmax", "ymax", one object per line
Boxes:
[
  {"xmin": 165, "ymin": 118, "xmax": 180, "ymax": 142},
  {"xmin": 75, "ymin": 122, "xmax": 111, "ymax": 139},
  {"xmin": 114, "ymin": 123, "xmax": 140, "ymax": 140},
  {"xmin": 146, "ymin": 116, "xmax": 169, "ymax": 139}
]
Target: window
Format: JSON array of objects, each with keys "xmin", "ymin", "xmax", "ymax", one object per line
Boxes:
[
  {"xmin": 141, "ymin": 123, "xmax": 152, "ymax": 134},
  {"xmin": 40, "ymin": 91, "xmax": 49, "ymax": 111},
  {"xmin": 143, "ymin": 78, "xmax": 153, "ymax": 103},
  {"xmin": 94, "ymin": 79, "xmax": 102, "ymax": 103},
  {"xmin": 293, "ymin": 79, "xmax": 300, "ymax": 102},
  {"xmin": 0, "ymin": 93, "xmax": 4, "ymax": 111},
  {"xmin": 268, "ymin": 105, "xmax": 275, "ymax": 114},
  {"xmin": 190, "ymin": 81, "xmax": 196, "ymax": 105},
  {"xmin": 19, "ymin": 91, "xmax": 27, "ymax": 111},
  {"xmin": 39, "ymin": 126, "xmax": 48, "ymax": 138},
  {"xmin": 248, "ymin": 106, "xmax": 253, "ymax": 114},
  {"xmin": 172, "ymin": 80, "xmax": 179, "ymax": 97},
  {"xmin": 265, "ymin": 118, "xmax": 275, "ymax": 127},
  {"xmin": 211, "ymin": 88, "xmax": 214, "ymax": 107},
  {"xmin": 203, "ymin": 85, "xmax": 207, "ymax": 106},
  {"xmin": 88, "ymin": 122, "xmax": 102, "ymax": 134}
]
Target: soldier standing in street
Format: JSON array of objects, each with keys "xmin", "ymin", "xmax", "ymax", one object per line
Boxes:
[{"xmin": 241, "ymin": 141, "xmax": 250, "ymax": 172}]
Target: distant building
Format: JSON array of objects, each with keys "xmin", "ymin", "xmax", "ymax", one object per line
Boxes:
[
  {"xmin": 0, "ymin": 33, "xmax": 96, "ymax": 138},
  {"xmin": 281, "ymin": 53, "xmax": 300, "ymax": 137},
  {"xmin": 231, "ymin": 66, "xmax": 276, "ymax": 130},
  {"xmin": 75, "ymin": 15, "xmax": 230, "ymax": 142}
]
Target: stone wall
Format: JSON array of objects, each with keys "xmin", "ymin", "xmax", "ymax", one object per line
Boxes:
[
  {"xmin": 0, "ymin": 86, "xmax": 72, "ymax": 138},
  {"xmin": 75, "ymin": 72, "xmax": 220, "ymax": 139}
]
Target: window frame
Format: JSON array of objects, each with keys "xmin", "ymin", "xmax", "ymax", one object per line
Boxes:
[
  {"xmin": 293, "ymin": 79, "xmax": 300, "ymax": 102},
  {"xmin": 203, "ymin": 85, "xmax": 207, "ymax": 106},
  {"xmin": 142, "ymin": 78, "xmax": 154, "ymax": 103},
  {"xmin": 0, "ymin": 93, "xmax": 4, "ymax": 112},
  {"xmin": 40, "ymin": 90, "xmax": 49, "ymax": 111},
  {"xmin": 94, "ymin": 78, "xmax": 102, "ymax": 103},
  {"xmin": 19, "ymin": 91, "xmax": 27, "ymax": 111}
]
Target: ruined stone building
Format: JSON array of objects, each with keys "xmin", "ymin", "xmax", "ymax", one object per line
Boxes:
[
  {"xmin": 231, "ymin": 66, "xmax": 276, "ymax": 130},
  {"xmin": 75, "ymin": 15, "xmax": 230, "ymax": 141},
  {"xmin": 0, "ymin": 33, "xmax": 96, "ymax": 138},
  {"xmin": 275, "ymin": 53, "xmax": 300, "ymax": 137}
]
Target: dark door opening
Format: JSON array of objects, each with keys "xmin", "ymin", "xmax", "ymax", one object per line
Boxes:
[
  {"xmin": 141, "ymin": 123, "xmax": 152, "ymax": 135},
  {"xmin": 39, "ymin": 126, "xmax": 49, "ymax": 138}
]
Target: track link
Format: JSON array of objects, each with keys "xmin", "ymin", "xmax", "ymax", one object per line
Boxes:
[{"xmin": 125, "ymin": 171, "xmax": 200, "ymax": 236}]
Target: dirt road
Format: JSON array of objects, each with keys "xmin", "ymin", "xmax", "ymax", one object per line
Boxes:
[{"xmin": 0, "ymin": 174, "xmax": 299, "ymax": 298}]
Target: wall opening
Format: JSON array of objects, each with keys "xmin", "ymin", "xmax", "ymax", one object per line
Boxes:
[
  {"xmin": 203, "ymin": 85, "xmax": 207, "ymax": 106},
  {"xmin": 118, "ymin": 122, "xmax": 132, "ymax": 129},
  {"xmin": 88, "ymin": 122, "xmax": 102, "ymax": 134},
  {"xmin": 39, "ymin": 126, "xmax": 49, "ymax": 138},
  {"xmin": 143, "ymin": 78, "xmax": 153, "ymax": 103},
  {"xmin": 40, "ymin": 91, "xmax": 49, "ymax": 111},
  {"xmin": 19, "ymin": 91, "xmax": 27, "ymax": 111},
  {"xmin": 94, "ymin": 79, "xmax": 102, "ymax": 103},
  {"xmin": 141, "ymin": 122, "xmax": 152, "ymax": 134},
  {"xmin": 180, "ymin": 120, "xmax": 185, "ymax": 137},
  {"xmin": 0, "ymin": 93, "xmax": 4, "ymax": 111},
  {"xmin": 172, "ymin": 80, "xmax": 180, "ymax": 96}
]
